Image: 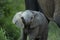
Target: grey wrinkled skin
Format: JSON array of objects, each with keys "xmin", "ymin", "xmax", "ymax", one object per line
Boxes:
[
  {"xmin": 12, "ymin": 10, "xmax": 48, "ymax": 40},
  {"xmin": 54, "ymin": 0, "xmax": 60, "ymax": 27},
  {"xmin": 38, "ymin": 0, "xmax": 55, "ymax": 20},
  {"xmin": 28, "ymin": 10, "xmax": 48, "ymax": 40},
  {"xmin": 38, "ymin": 0, "xmax": 60, "ymax": 27}
]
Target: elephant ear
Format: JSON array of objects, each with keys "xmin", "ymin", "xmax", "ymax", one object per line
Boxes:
[
  {"xmin": 12, "ymin": 11, "xmax": 22, "ymax": 24},
  {"xmin": 17, "ymin": 11, "xmax": 25, "ymax": 28},
  {"xmin": 18, "ymin": 16, "xmax": 24, "ymax": 28},
  {"xmin": 12, "ymin": 11, "xmax": 24, "ymax": 28},
  {"xmin": 38, "ymin": 0, "xmax": 55, "ymax": 20}
]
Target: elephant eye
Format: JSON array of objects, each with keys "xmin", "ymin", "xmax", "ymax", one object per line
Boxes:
[
  {"xmin": 31, "ymin": 17, "xmax": 33, "ymax": 20},
  {"xmin": 15, "ymin": 21, "xmax": 18, "ymax": 24}
]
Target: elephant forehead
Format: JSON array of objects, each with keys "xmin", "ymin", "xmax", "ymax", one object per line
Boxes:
[
  {"xmin": 21, "ymin": 10, "xmax": 33, "ymax": 18},
  {"xmin": 20, "ymin": 10, "xmax": 34, "ymax": 24}
]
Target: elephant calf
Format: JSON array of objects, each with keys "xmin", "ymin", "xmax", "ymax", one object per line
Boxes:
[{"xmin": 12, "ymin": 10, "xmax": 48, "ymax": 40}]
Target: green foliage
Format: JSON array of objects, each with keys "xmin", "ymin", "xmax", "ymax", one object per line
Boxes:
[
  {"xmin": 48, "ymin": 21, "xmax": 60, "ymax": 40},
  {"xmin": 3, "ymin": 22, "xmax": 20, "ymax": 40},
  {"xmin": 0, "ymin": 28, "xmax": 8, "ymax": 40},
  {"xmin": 0, "ymin": 0, "xmax": 25, "ymax": 40}
]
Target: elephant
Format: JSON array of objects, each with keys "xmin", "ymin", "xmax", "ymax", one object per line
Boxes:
[
  {"xmin": 53, "ymin": 0, "xmax": 60, "ymax": 27},
  {"xmin": 12, "ymin": 10, "xmax": 48, "ymax": 40},
  {"xmin": 25, "ymin": 0, "xmax": 60, "ymax": 27},
  {"xmin": 25, "ymin": 0, "xmax": 43, "ymax": 13},
  {"xmin": 38, "ymin": 0, "xmax": 60, "ymax": 27}
]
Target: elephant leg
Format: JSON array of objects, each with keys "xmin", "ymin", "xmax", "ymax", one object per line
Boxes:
[
  {"xmin": 39, "ymin": 26, "xmax": 48, "ymax": 40},
  {"xmin": 25, "ymin": 0, "xmax": 43, "ymax": 12},
  {"xmin": 53, "ymin": 0, "xmax": 60, "ymax": 27},
  {"xmin": 54, "ymin": 15, "xmax": 60, "ymax": 27},
  {"xmin": 35, "ymin": 38, "xmax": 39, "ymax": 40},
  {"xmin": 29, "ymin": 27, "xmax": 39, "ymax": 40}
]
